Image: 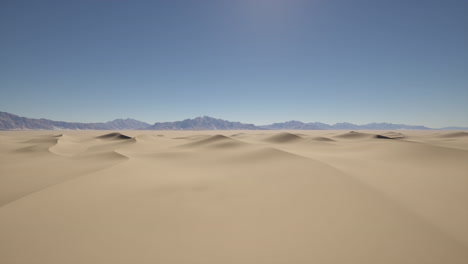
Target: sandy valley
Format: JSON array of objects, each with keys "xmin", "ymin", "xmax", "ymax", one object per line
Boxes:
[{"xmin": 1, "ymin": 130, "xmax": 467, "ymax": 263}]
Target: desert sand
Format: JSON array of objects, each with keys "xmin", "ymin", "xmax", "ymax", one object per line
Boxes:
[{"xmin": 1, "ymin": 130, "xmax": 467, "ymax": 263}]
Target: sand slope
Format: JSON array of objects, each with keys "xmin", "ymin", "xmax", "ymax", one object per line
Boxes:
[{"xmin": 1, "ymin": 130, "xmax": 467, "ymax": 264}]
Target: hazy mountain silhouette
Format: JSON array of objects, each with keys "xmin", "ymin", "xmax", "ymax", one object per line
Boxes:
[
  {"xmin": 260, "ymin": 121, "xmax": 330, "ymax": 130},
  {"xmin": 260, "ymin": 121, "xmax": 432, "ymax": 130},
  {"xmin": 1, "ymin": 111, "xmax": 466, "ymax": 130},
  {"xmin": 0, "ymin": 112, "xmax": 150, "ymax": 130},
  {"xmin": 146, "ymin": 116, "xmax": 261, "ymax": 130}
]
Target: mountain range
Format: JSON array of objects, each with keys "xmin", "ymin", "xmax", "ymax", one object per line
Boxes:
[
  {"xmin": 0, "ymin": 112, "xmax": 150, "ymax": 130},
  {"xmin": 0, "ymin": 111, "xmax": 466, "ymax": 130},
  {"xmin": 147, "ymin": 116, "xmax": 260, "ymax": 130},
  {"xmin": 259, "ymin": 120, "xmax": 431, "ymax": 130}
]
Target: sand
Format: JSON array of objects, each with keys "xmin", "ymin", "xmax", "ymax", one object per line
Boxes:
[{"xmin": 1, "ymin": 130, "xmax": 467, "ymax": 263}]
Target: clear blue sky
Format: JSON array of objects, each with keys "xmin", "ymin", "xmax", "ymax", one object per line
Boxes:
[{"xmin": 1, "ymin": 0, "xmax": 467, "ymax": 127}]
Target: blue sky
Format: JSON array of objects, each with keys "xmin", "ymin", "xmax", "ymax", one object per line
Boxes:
[{"xmin": 1, "ymin": 0, "xmax": 467, "ymax": 127}]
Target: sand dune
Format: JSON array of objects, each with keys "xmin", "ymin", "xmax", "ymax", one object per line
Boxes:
[
  {"xmin": 97, "ymin": 132, "xmax": 134, "ymax": 140},
  {"xmin": 311, "ymin": 136, "xmax": 336, "ymax": 142},
  {"xmin": 1, "ymin": 130, "xmax": 467, "ymax": 264},
  {"xmin": 264, "ymin": 132, "xmax": 304, "ymax": 143},
  {"xmin": 13, "ymin": 137, "xmax": 60, "ymax": 154},
  {"xmin": 382, "ymin": 131, "xmax": 406, "ymax": 138},
  {"xmin": 335, "ymin": 131, "xmax": 407, "ymax": 140},
  {"xmin": 180, "ymin": 134, "xmax": 247, "ymax": 149},
  {"xmin": 334, "ymin": 131, "xmax": 374, "ymax": 139},
  {"xmin": 438, "ymin": 131, "xmax": 468, "ymax": 138},
  {"xmin": 374, "ymin": 134, "xmax": 396, "ymax": 139}
]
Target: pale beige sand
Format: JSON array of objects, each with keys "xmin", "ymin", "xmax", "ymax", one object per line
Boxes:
[{"xmin": 1, "ymin": 130, "xmax": 467, "ymax": 263}]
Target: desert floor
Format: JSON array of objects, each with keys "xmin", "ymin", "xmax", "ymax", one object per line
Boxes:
[{"xmin": 1, "ymin": 130, "xmax": 467, "ymax": 263}]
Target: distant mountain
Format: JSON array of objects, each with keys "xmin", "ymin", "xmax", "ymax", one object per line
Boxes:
[
  {"xmin": 352, "ymin": 122, "xmax": 431, "ymax": 130},
  {"xmin": 327, "ymin": 122, "xmax": 431, "ymax": 130},
  {"xmin": 146, "ymin": 116, "xmax": 262, "ymax": 130},
  {"xmin": 1, "ymin": 111, "xmax": 465, "ymax": 131},
  {"xmin": 261, "ymin": 121, "xmax": 432, "ymax": 130},
  {"xmin": 259, "ymin": 121, "xmax": 330, "ymax": 130},
  {"xmin": 330, "ymin": 122, "xmax": 360, "ymax": 130},
  {"xmin": 103, "ymin": 118, "xmax": 151, "ymax": 130},
  {"xmin": 149, "ymin": 117, "xmax": 435, "ymax": 131},
  {"xmin": 438, "ymin": 126, "xmax": 468, "ymax": 130},
  {"xmin": 0, "ymin": 112, "xmax": 150, "ymax": 130}
]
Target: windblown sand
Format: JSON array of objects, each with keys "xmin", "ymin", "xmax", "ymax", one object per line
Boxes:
[{"xmin": 1, "ymin": 130, "xmax": 467, "ymax": 263}]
